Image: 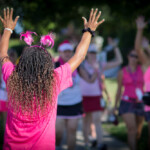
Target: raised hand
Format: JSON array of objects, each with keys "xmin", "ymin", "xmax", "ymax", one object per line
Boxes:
[
  {"xmin": 82, "ymin": 8, "xmax": 105, "ymax": 31},
  {"xmin": 0, "ymin": 7, "xmax": 19, "ymax": 31},
  {"xmin": 136, "ymin": 16, "xmax": 147, "ymax": 30}
]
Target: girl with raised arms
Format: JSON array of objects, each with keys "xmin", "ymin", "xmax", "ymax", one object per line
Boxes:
[{"xmin": 0, "ymin": 7, "xmax": 104, "ymax": 150}]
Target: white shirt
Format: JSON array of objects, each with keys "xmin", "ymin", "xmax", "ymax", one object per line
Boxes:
[{"xmin": 58, "ymin": 73, "xmax": 82, "ymax": 105}]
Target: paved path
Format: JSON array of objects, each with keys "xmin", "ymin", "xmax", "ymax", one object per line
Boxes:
[{"xmin": 59, "ymin": 119, "xmax": 129, "ymax": 150}]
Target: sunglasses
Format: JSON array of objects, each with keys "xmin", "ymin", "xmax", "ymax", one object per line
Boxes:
[{"xmin": 129, "ymin": 54, "xmax": 138, "ymax": 59}]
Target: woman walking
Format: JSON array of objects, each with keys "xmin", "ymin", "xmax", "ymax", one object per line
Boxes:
[
  {"xmin": 79, "ymin": 43, "xmax": 122, "ymax": 150},
  {"xmin": 114, "ymin": 49, "xmax": 145, "ymax": 150}
]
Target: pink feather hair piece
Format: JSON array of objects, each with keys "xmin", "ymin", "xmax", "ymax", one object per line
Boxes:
[
  {"xmin": 20, "ymin": 31, "xmax": 37, "ymax": 46},
  {"xmin": 40, "ymin": 33, "xmax": 55, "ymax": 48}
]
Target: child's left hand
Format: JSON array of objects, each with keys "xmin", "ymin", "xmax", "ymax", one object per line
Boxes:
[{"xmin": 0, "ymin": 7, "xmax": 19, "ymax": 31}]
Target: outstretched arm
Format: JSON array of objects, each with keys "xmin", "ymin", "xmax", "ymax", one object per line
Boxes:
[
  {"xmin": 0, "ymin": 7, "xmax": 19, "ymax": 65},
  {"xmin": 103, "ymin": 47, "xmax": 123, "ymax": 70},
  {"xmin": 68, "ymin": 8, "xmax": 105, "ymax": 72},
  {"xmin": 135, "ymin": 16, "xmax": 148, "ymax": 65}
]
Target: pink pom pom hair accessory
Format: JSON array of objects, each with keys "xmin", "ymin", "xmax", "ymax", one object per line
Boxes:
[
  {"xmin": 40, "ymin": 33, "xmax": 54, "ymax": 48},
  {"xmin": 20, "ymin": 31, "xmax": 55, "ymax": 51},
  {"xmin": 20, "ymin": 31, "xmax": 37, "ymax": 46}
]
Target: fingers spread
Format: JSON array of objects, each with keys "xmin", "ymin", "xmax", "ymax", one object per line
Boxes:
[
  {"xmin": 10, "ymin": 8, "xmax": 13, "ymax": 20},
  {"xmin": 89, "ymin": 8, "xmax": 93, "ymax": 23},
  {"xmin": 82, "ymin": 17, "xmax": 87, "ymax": 26},
  {"xmin": 91, "ymin": 8, "xmax": 98, "ymax": 22},
  {"xmin": 4, "ymin": 8, "xmax": 6, "ymax": 20},
  {"xmin": 7, "ymin": 7, "xmax": 9, "ymax": 20},
  {"xmin": 14, "ymin": 16, "xmax": 19, "ymax": 25},
  {"xmin": 95, "ymin": 11, "xmax": 101, "ymax": 22},
  {"xmin": 98, "ymin": 19, "xmax": 105, "ymax": 26}
]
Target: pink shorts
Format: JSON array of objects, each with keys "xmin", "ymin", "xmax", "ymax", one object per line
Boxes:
[
  {"xmin": 82, "ymin": 96, "xmax": 104, "ymax": 113},
  {"xmin": 0, "ymin": 100, "xmax": 8, "ymax": 112}
]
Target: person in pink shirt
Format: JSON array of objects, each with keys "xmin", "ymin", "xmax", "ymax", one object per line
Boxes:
[
  {"xmin": 0, "ymin": 7, "xmax": 104, "ymax": 150},
  {"xmin": 135, "ymin": 16, "xmax": 150, "ymax": 150},
  {"xmin": 114, "ymin": 49, "xmax": 145, "ymax": 150}
]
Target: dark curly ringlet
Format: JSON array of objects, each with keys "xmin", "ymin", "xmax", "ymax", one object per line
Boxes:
[{"xmin": 7, "ymin": 46, "xmax": 56, "ymax": 116}]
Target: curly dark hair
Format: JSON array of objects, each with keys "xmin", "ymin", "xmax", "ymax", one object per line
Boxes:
[{"xmin": 7, "ymin": 46, "xmax": 56, "ymax": 117}]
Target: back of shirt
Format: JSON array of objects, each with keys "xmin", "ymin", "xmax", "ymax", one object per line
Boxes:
[{"xmin": 2, "ymin": 61, "xmax": 73, "ymax": 150}]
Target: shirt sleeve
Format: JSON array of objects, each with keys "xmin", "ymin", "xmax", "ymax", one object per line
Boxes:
[
  {"xmin": 2, "ymin": 61, "xmax": 15, "ymax": 84},
  {"xmin": 54, "ymin": 63, "xmax": 73, "ymax": 93}
]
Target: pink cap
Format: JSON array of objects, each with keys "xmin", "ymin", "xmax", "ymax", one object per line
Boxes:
[{"xmin": 58, "ymin": 40, "xmax": 74, "ymax": 52}]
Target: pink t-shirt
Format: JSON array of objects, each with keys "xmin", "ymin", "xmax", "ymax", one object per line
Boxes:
[
  {"xmin": 144, "ymin": 67, "xmax": 150, "ymax": 112},
  {"xmin": 122, "ymin": 66, "xmax": 144, "ymax": 102},
  {"xmin": 2, "ymin": 61, "xmax": 73, "ymax": 150}
]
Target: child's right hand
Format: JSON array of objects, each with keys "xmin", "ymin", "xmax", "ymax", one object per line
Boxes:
[
  {"xmin": 82, "ymin": 8, "xmax": 105, "ymax": 31},
  {"xmin": 0, "ymin": 7, "xmax": 19, "ymax": 31}
]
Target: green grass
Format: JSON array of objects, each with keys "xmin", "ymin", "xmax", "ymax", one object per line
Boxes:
[{"xmin": 105, "ymin": 78, "xmax": 117, "ymax": 106}]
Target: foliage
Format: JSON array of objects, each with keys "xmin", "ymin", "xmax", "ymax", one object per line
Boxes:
[{"xmin": 0, "ymin": 0, "xmax": 150, "ymax": 32}]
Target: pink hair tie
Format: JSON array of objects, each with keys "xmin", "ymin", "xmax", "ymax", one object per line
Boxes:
[
  {"xmin": 40, "ymin": 33, "xmax": 54, "ymax": 48},
  {"xmin": 20, "ymin": 31, "xmax": 37, "ymax": 46}
]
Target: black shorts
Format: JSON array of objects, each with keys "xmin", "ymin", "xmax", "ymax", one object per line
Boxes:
[
  {"xmin": 119, "ymin": 100, "xmax": 144, "ymax": 116},
  {"xmin": 57, "ymin": 102, "xmax": 83, "ymax": 119}
]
